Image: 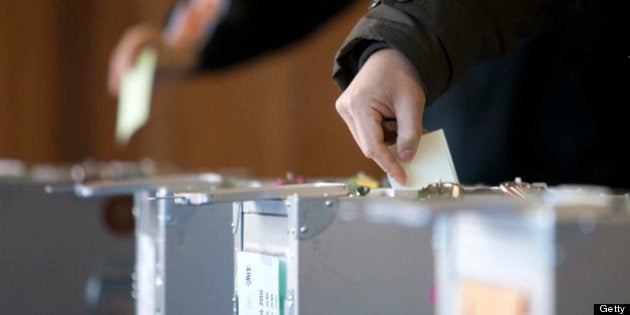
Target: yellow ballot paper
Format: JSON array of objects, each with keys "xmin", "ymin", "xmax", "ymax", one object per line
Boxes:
[
  {"xmin": 388, "ymin": 129, "xmax": 459, "ymax": 189},
  {"xmin": 116, "ymin": 48, "xmax": 157, "ymax": 146}
]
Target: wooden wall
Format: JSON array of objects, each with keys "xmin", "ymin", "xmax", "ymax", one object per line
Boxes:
[{"xmin": 0, "ymin": 0, "xmax": 381, "ymax": 179}]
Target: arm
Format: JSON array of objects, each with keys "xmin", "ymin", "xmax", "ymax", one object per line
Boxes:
[
  {"xmin": 333, "ymin": 0, "xmax": 590, "ymax": 184},
  {"xmin": 109, "ymin": 0, "xmax": 354, "ymax": 95},
  {"xmin": 108, "ymin": 0, "xmax": 226, "ymax": 96},
  {"xmin": 196, "ymin": 0, "xmax": 354, "ymax": 70}
]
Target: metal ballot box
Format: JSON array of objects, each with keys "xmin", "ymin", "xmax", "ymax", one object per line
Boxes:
[
  {"xmin": 0, "ymin": 161, "xmax": 135, "ymax": 315},
  {"xmin": 432, "ymin": 186, "xmax": 630, "ymax": 315},
  {"xmin": 176, "ymin": 180, "xmax": 630, "ymax": 315},
  {"xmin": 71, "ymin": 173, "xmax": 241, "ymax": 315},
  {"xmin": 175, "ymin": 183, "xmax": 436, "ymax": 315}
]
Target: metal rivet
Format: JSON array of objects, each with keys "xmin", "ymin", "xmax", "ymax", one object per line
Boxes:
[
  {"xmin": 299, "ymin": 226, "xmax": 308, "ymax": 233},
  {"xmin": 325, "ymin": 200, "xmax": 333, "ymax": 207}
]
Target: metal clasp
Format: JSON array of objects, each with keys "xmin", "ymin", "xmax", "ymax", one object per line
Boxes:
[
  {"xmin": 500, "ymin": 177, "xmax": 547, "ymax": 198},
  {"xmin": 418, "ymin": 181, "xmax": 463, "ymax": 200}
]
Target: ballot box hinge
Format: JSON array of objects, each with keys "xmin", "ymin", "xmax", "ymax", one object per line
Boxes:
[{"xmin": 287, "ymin": 195, "xmax": 339, "ymax": 241}]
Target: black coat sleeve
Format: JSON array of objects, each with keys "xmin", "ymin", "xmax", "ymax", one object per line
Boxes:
[
  {"xmin": 333, "ymin": 0, "xmax": 591, "ymax": 104},
  {"xmin": 196, "ymin": 0, "xmax": 354, "ymax": 71}
]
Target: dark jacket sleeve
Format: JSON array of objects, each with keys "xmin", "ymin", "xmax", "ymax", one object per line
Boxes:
[
  {"xmin": 195, "ymin": 0, "xmax": 354, "ymax": 71},
  {"xmin": 333, "ymin": 0, "xmax": 591, "ymax": 104}
]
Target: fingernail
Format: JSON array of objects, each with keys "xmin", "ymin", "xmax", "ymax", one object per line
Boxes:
[
  {"xmin": 392, "ymin": 172, "xmax": 406, "ymax": 185},
  {"xmin": 397, "ymin": 175, "xmax": 407, "ymax": 185},
  {"xmin": 399, "ymin": 149, "xmax": 415, "ymax": 162}
]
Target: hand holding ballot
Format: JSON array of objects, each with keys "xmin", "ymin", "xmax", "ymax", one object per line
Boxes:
[{"xmin": 335, "ymin": 49, "xmax": 427, "ymax": 186}]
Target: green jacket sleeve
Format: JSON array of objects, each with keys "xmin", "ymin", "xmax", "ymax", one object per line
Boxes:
[{"xmin": 333, "ymin": 0, "xmax": 590, "ymax": 104}]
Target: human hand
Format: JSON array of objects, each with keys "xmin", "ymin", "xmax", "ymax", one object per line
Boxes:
[
  {"xmin": 335, "ymin": 48, "xmax": 426, "ymax": 185},
  {"xmin": 108, "ymin": 24, "xmax": 162, "ymax": 97}
]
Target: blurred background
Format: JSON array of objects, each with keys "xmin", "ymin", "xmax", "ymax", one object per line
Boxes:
[{"xmin": 0, "ymin": 0, "xmax": 380, "ymax": 179}]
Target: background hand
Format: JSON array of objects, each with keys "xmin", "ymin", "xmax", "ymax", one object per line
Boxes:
[
  {"xmin": 108, "ymin": 24, "xmax": 162, "ymax": 97},
  {"xmin": 108, "ymin": 0, "xmax": 225, "ymax": 98}
]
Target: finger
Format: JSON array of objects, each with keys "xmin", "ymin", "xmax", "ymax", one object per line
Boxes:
[
  {"xmin": 335, "ymin": 99, "xmax": 363, "ymax": 152},
  {"xmin": 108, "ymin": 30, "xmax": 148, "ymax": 97},
  {"xmin": 109, "ymin": 50, "xmax": 135, "ymax": 97},
  {"xmin": 109, "ymin": 34, "xmax": 136, "ymax": 96},
  {"xmin": 107, "ymin": 68, "xmax": 119, "ymax": 97},
  {"xmin": 354, "ymin": 110, "xmax": 407, "ymax": 185},
  {"xmin": 108, "ymin": 45, "xmax": 126, "ymax": 96},
  {"xmin": 394, "ymin": 98, "xmax": 424, "ymax": 162}
]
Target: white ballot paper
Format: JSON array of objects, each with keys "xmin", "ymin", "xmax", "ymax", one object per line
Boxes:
[
  {"xmin": 388, "ymin": 129, "xmax": 459, "ymax": 189},
  {"xmin": 115, "ymin": 48, "xmax": 157, "ymax": 146}
]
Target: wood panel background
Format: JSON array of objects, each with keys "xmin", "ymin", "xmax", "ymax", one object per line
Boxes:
[{"xmin": 0, "ymin": 0, "xmax": 381, "ymax": 179}]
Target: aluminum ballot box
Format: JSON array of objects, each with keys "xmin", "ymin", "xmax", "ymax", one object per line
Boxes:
[
  {"xmin": 71, "ymin": 173, "xmax": 241, "ymax": 315},
  {"xmin": 431, "ymin": 186, "xmax": 630, "ymax": 315},
  {"xmin": 175, "ymin": 180, "xmax": 630, "ymax": 315},
  {"xmin": 1, "ymin": 163, "xmax": 135, "ymax": 315},
  {"xmin": 174, "ymin": 183, "xmax": 436, "ymax": 315}
]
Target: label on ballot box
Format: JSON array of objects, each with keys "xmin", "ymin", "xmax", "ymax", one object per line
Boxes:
[{"xmin": 237, "ymin": 252, "xmax": 285, "ymax": 315}]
